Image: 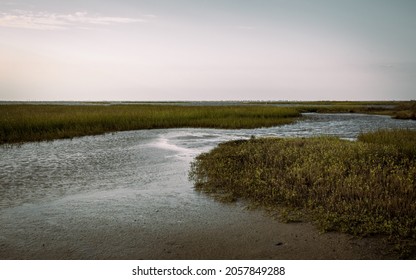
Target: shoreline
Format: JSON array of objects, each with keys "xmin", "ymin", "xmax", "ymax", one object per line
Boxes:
[{"xmin": 0, "ymin": 201, "xmax": 397, "ymax": 260}]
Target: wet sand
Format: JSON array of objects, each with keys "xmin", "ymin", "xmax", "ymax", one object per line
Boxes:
[{"xmin": 0, "ymin": 190, "xmax": 395, "ymax": 260}]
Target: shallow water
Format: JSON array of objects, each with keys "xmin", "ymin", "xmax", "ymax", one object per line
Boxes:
[{"xmin": 1, "ymin": 113, "xmax": 415, "ymax": 259}]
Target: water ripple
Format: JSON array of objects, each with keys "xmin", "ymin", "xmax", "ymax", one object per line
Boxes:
[{"xmin": 1, "ymin": 113, "xmax": 415, "ymax": 209}]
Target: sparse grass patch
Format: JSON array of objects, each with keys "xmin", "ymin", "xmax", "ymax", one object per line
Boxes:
[{"xmin": 189, "ymin": 129, "xmax": 416, "ymax": 258}]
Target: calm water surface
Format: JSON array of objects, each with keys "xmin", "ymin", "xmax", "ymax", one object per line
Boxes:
[{"xmin": 1, "ymin": 113, "xmax": 415, "ymax": 259}]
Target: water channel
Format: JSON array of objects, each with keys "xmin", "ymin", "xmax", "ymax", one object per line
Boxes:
[{"xmin": 1, "ymin": 113, "xmax": 415, "ymax": 259}]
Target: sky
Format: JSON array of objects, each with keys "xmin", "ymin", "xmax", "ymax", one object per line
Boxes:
[{"xmin": 0, "ymin": 0, "xmax": 415, "ymax": 101}]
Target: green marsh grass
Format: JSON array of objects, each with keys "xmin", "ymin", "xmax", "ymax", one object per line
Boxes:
[
  {"xmin": 189, "ymin": 129, "xmax": 416, "ymax": 257},
  {"xmin": 2, "ymin": 101, "xmax": 414, "ymax": 144},
  {"xmin": 0, "ymin": 104, "xmax": 300, "ymax": 144}
]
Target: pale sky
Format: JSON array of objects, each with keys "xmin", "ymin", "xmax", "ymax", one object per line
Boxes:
[{"xmin": 0, "ymin": 0, "xmax": 415, "ymax": 101}]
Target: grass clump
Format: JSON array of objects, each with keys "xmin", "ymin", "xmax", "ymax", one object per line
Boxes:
[
  {"xmin": 189, "ymin": 129, "xmax": 416, "ymax": 257},
  {"xmin": 0, "ymin": 104, "xmax": 300, "ymax": 144}
]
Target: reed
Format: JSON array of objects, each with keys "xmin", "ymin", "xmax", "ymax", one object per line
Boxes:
[
  {"xmin": 189, "ymin": 129, "xmax": 416, "ymax": 257},
  {"xmin": 0, "ymin": 104, "xmax": 300, "ymax": 144}
]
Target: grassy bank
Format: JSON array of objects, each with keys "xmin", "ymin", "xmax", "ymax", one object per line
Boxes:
[
  {"xmin": 294, "ymin": 102, "xmax": 416, "ymax": 121},
  {"xmin": 189, "ymin": 129, "xmax": 416, "ymax": 258},
  {"xmin": 1, "ymin": 101, "xmax": 414, "ymax": 144},
  {"xmin": 0, "ymin": 104, "xmax": 300, "ymax": 144},
  {"xmin": 392, "ymin": 101, "xmax": 416, "ymax": 120},
  {"xmin": 251, "ymin": 100, "xmax": 416, "ymax": 119}
]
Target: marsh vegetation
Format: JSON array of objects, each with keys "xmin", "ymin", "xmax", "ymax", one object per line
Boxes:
[
  {"xmin": 1, "ymin": 101, "xmax": 415, "ymax": 144},
  {"xmin": 0, "ymin": 104, "xmax": 299, "ymax": 144},
  {"xmin": 2, "ymin": 108, "xmax": 416, "ymax": 259},
  {"xmin": 252, "ymin": 100, "xmax": 416, "ymax": 119},
  {"xmin": 189, "ymin": 129, "xmax": 416, "ymax": 257}
]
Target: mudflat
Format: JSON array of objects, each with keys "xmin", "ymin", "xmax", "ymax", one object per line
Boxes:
[{"xmin": 0, "ymin": 198, "xmax": 395, "ymax": 260}]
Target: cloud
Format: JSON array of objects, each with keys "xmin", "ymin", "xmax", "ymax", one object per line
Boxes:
[{"xmin": 0, "ymin": 10, "xmax": 146, "ymax": 30}]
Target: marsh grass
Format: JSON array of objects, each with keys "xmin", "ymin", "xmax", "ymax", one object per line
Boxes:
[
  {"xmin": 358, "ymin": 129, "xmax": 416, "ymax": 159},
  {"xmin": 250, "ymin": 100, "xmax": 416, "ymax": 119},
  {"xmin": 0, "ymin": 104, "xmax": 300, "ymax": 144},
  {"xmin": 392, "ymin": 101, "xmax": 416, "ymax": 120},
  {"xmin": 2, "ymin": 101, "xmax": 414, "ymax": 144},
  {"xmin": 189, "ymin": 130, "xmax": 416, "ymax": 257},
  {"xmin": 298, "ymin": 101, "xmax": 416, "ymax": 119}
]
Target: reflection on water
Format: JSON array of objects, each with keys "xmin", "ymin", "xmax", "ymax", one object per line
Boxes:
[{"xmin": 1, "ymin": 113, "xmax": 416, "ymax": 209}]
